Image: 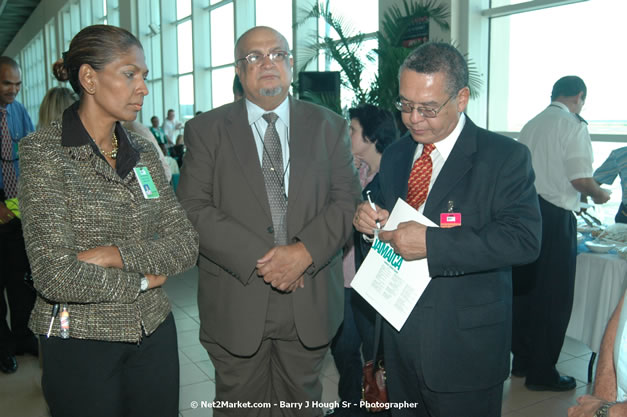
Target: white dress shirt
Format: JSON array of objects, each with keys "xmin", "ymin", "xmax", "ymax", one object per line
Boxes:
[
  {"xmin": 246, "ymin": 97, "xmax": 291, "ymax": 196},
  {"xmin": 518, "ymin": 101, "xmax": 593, "ymax": 211},
  {"xmin": 411, "ymin": 113, "xmax": 466, "ymax": 213}
]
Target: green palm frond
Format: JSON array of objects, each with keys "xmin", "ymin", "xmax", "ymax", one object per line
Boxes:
[
  {"xmin": 295, "ymin": 2, "xmax": 370, "ymax": 102},
  {"xmin": 380, "ymin": 0, "xmax": 449, "ymax": 47},
  {"xmin": 293, "ymin": 0, "xmax": 483, "ymax": 113}
]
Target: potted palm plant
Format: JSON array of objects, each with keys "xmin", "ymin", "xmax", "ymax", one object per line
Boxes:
[{"xmin": 294, "ymin": 0, "xmax": 481, "ymax": 115}]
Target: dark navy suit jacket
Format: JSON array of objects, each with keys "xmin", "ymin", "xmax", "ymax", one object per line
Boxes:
[{"xmin": 373, "ymin": 116, "xmax": 542, "ymax": 392}]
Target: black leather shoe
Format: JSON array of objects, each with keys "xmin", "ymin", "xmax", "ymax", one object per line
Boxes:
[
  {"xmin": 0, "ymin": 350, "xmax": 17, "ymax": 374},
  {"xmin": 526, "ymin": 375, "xmax": 576, "ymax": 391}
]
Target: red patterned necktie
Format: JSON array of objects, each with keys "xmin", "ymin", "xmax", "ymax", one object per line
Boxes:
[
  {"xmin": 0, "ymin": 108, "xmax": 18, "ymax": 199},
  {"xmin": 407, "ymin": 143, "xmax": 436, "ymax": 210}
]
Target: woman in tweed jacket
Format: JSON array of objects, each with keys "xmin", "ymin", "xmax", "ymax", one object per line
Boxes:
[{"xmin": 18, "ymin": 25, "xmax": 198, "ymax": 417}]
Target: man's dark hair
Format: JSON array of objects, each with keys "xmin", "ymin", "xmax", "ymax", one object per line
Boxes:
[
  {"xmin": 399, "ymin": 42, "xmax": 468, "ymax": 96},
  {"xmin": 551, "ymin": 76, "xmax": 586, "ymax": 101},
  {"xmin": 348, "ymin": 104, "xmax": 398, "ymax": 155},
  {"xmin": 0, "ymin": 56, "xmax": 19, "ymax": 71}
]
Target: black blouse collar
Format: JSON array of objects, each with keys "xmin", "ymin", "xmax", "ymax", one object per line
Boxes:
[{"xmin": 61, "ymin": 102, "xmax": 141, "ymax": 178}]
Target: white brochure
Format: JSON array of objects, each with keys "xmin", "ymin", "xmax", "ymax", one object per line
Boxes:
[{"xmin": 351, "ymin": 198, "xmax": 438, "ymax": 331}]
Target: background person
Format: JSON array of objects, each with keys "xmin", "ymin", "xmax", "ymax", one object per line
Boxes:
[
  {"xmin": 329, "ymin": 103, "xmax": 398, "ymax": 417},
  {"xmin": 512, "ymin": 76, "xmax": 610, "ymax": 392},
  {"xmin": 177, "ymin": 26, "xmax": 360, "ymax": 417},
  {"xmin": 353, "ymin": 42, "xmax": 542, "ymax": 417},
  {"xmin": 568, "ymin": 290, "xmax": 627, "ymax": 416},
  {"xmin": 162, "ymin": 108, "xmax": 182, "ymax": 145},
  {"xmin": 0, "ymin": 55, "xmax": 36, "ymax": 375},
  {"xmin": 149, "ymin": 115, "xmax": 168, "ymax": 146},
  {"xmin": 18, "ymin": 25, "xmax": 198, "ymax": 417},
  {"xmin": 37, "ymin": 86, "xmax": 78, "ymax": 129},
  {"xmin": 594, "ymin": 146, "xmax": 627, "ymax": 223}
]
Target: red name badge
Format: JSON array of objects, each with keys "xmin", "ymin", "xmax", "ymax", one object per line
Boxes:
[{"xmin": 440, "ymin": 213, "xmax": 461, "ymax": 228}]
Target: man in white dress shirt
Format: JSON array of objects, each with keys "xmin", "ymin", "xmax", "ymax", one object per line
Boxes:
[{"xmin": 512, "ymin": 76, "xmax": 610, "ymax": 392}]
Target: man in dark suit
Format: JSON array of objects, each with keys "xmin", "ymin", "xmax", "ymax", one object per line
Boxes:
[
  {"xmin": 353, "ymin": 43, "xmax": 542, "ymax": 417},
  {"xmin": 177, "ymin": 26, "xmax": 360, "ymax": 417}
]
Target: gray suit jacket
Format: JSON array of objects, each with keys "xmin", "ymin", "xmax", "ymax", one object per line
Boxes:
[{"xmin": 177, "ymin": 97, "xmax": 361, "ymax": 355}]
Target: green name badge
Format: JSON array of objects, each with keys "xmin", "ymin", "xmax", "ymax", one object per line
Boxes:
[{"xmin": 133, "ymin": 166, "xmax": 160, "ymax": 199}]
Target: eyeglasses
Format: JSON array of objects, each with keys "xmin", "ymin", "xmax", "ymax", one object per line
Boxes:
[
  {"xmin": 237, "ymin": 51, "xmax": 290, "ymax": 66},
  {"xmin": 394, "ymin": 94, "xmax": 455, "ymax": 118}
]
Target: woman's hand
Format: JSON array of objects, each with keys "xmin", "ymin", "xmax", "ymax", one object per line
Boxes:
[
  {"xmin": 77, "ymin": 246, "xmax": 123, "ymax": 269},
  {"xmin": 145, "ymin": 274, "xmax": 167, "ymax": 289}
]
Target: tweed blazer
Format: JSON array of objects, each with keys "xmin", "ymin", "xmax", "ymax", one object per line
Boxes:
[{"xmin": 18, "ymin": 120, "xmax": 199, "ymax": 343}]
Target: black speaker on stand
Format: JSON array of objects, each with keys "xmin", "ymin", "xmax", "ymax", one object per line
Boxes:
[{"xmin": 298, "ymin": 71, "xmax": 341, "ymax": 113}]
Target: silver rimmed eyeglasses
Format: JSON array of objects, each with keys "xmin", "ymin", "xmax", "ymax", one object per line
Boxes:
[
  {"xmin": 236, "ymin": 51, "xmax": 290, "ymax": 65},
  {"xmin": 394, "ymin": 94, "xmax": 454, "ymax": 118}
]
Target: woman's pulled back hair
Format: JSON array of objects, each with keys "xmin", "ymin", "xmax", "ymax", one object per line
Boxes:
[{"xmin": 52, "ymin": 25, "xmax": 142, "ymax": 96}]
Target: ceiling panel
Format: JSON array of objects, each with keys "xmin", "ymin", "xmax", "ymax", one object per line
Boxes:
[{"xmin": 0, "ymin": 0, "xmax": 43, "ymax": 55}]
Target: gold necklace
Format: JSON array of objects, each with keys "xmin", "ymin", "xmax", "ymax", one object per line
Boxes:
[{"xmin": 99, "ymin": 131, "xmax": 118, "ymax": 159}]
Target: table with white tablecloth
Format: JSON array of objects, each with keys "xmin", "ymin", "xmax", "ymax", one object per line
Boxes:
[{"xmin": 565, "ymin": 251, "xmax": 627, "ymax": 380}]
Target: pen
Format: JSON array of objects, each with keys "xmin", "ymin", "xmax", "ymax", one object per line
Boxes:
[
  {"xmin": 366, "ymin": 190, "xmax": 381, "ymax": 229},
  {"xmin": 47, "ymin": 303, "xmax": 60, "ymax": 338}
]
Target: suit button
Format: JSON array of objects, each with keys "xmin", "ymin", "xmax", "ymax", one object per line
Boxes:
[{"xmin": 267, "ymin": 226, "xmax": 274, "ymax": 234}]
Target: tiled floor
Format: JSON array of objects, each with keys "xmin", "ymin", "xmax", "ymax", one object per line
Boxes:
[{"xmin": 0, "ymin": 267, "xmax": 595, "ymax": 416}]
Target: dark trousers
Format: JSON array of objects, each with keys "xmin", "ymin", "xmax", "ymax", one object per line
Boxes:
[
  {"xmin": 383, "ymin": 320, "xmax": 503, "ymax": 417},
  {"xmin": 204, "ymin": 290, "xmax": 327, "ymax": 417},
  {"xmin": 512, "ymin": 196, "xmax": 576, "ymax": 384},
  {"xmin": 40, "ymin": 313, "xmax": 179, "ymax": 417},
  {"xmin": 0, "ymin": 218, "xmax": 35, "ymax": 353},
  {"xmin": 331, "ymin": 289, "xmax": 364, "ymax": 407},
  {"xmin": 351, "ymin": 289, "xmax": 376, "ymax": 363}
]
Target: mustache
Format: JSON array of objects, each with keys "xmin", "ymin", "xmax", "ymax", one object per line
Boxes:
[{"xmin": 258, "ymin": 71, "xmax": 280, "ymax": 78}]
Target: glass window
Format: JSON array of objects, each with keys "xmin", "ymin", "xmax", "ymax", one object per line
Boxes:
[
  {"xmin": 256, "ymin": 0, "xmax": 292, "ymax": 48},
  {"xmin": 79, "ymin": 0, "xmax": 92, "ymax": 26},
  {"xmin": 178, "ymin": 74, "xmax": 195, "ymax": 123},
  {"xmin": 210, "ymin": 3, "xmax": 234, "ymax": 67},
  {"xmin": 177, "ymin": 20, "xmax": 193, "ymax": 74},
  {"xmin": 488, "ymin": 0, "xmax": 627, "ymax": 135},
  {"xmin": 487, "ymin": 0, "xmax": 627, "ymax": 224},
  {"xmin": 45, "ymin": 19, "xmax": 58, "ymax": 89},
  {"xmin": 490, "ymin": 0, "xmax": 529, "ymax": 7},
  {"xmin": 177, "ymin": 0, "xmax": 192, "ymax": 20},
  {"xmin": 315, "ymin": 0, "xmax": 378, "ymax": 109},
  {"xmin": 137, "ymin": 0, "xmax": 163, "ymax": 123},
  {"xmin": 20, "ymin": 32, "xmax": 46, "ymax": 123},
  {"xmin": 152, "ymin": 80, "xmax": 163, "ymax": 122},
  {"xmin": 106, "ymin": 0, "xmax": 119, "ymax": 26},
  {"xmin": 70, "ymin": 2, "xmax": 81, "ymax": 34},
  {"xmin": 212, "ymin": 67, "xmax": 235, "ymax": 108}
]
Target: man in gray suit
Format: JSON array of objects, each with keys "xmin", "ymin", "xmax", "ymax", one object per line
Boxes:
[{"xmin": 177, "ymin": 26, "xmax": 361, "ymax": 416}]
